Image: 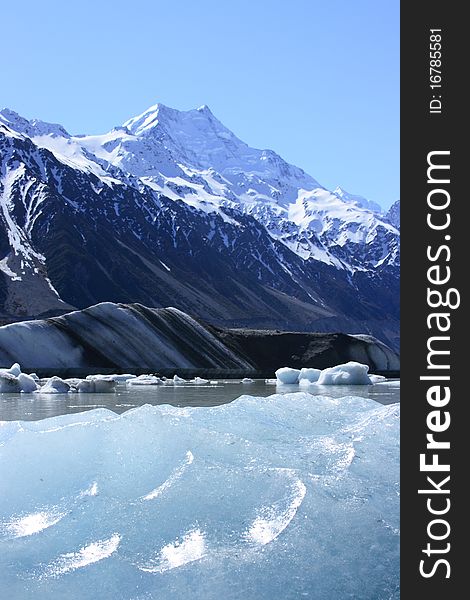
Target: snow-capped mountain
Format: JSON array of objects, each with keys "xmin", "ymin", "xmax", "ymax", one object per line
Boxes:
[{"xmin": 0, "ymin": 104, "xmax": 400, "ymax": 348}]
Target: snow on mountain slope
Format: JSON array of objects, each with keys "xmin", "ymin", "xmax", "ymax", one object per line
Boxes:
[
  {"xmin": 333, "ymin": 186, "xmax": 382, "ymax": 213},
  {"xmin": 0, "ymin": 110, "xmax": 121, "ymax": 184},
  {"xmin": 80, "ymin": 104, "xmax": 398, "ymax": 272},
  {"xmin": 0, "ymin": 124, "xmax": 74, "ymax": 316},
  {"xmin": 122, "ymin": 103, "xmax": 319, "ymax": 188},
  {"xmin": 244, "ymin": 188, "xmax": 399, "ymax": 271},
  {"xmin": 1, "ymin": 104, "xmax": 398, "ymax": 274},
  {"xmin": 385, "ymin": 199, "xmax": 400, "ymax": 230}
]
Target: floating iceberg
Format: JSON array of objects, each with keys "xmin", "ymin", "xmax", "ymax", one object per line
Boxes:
[
  {"xmin": 0, "ymin": 393, "xmax": 399, "ymax": 599},
  {"xmin": 369, "ymin": 374, "xmax": 387, "ymax": 384},
  {"xmin": 241, "ymin": 378, "xmax": 254, "ymax": 384},
  {"xmin": 109, "ymin": 374, "xmax": 137, "ymax": 382},
  {"xmin": 190, "ymin": 377, "xmax": 209, "ymax": 385},
  {"xmin": 18, "ymin": 373, "xmax": 39, "ymax": 393},
  {"xmin": 85, "ymin": 374, "xmax": 115, "ymax": 382},
  {"xmin": 317, "ymin": 361, "xmax": 372, "ymax": 385},
  {"xmin": 275, "ymin": 367, "xmax": 301, "ymax": 384},
  {"xmin": 0, "ymin": 372, "xmax": 21, "ymax": 393},
  {"xmin": 35, "ymin": 376, "xmax": 71, "ymax": 394},
  {"xmin": 5, "ymin": 362, "xmax": 21, "ymax": 377},
  {"xmin": 298, "ymin": 368, "xmax": 321, "ymax": 383},
  {"xmin": 127, "ymin": 375, "xmax": 162, "ymax": 386},
  {"xmin": 0, "ymin": 364, "xmax": 40, "ymax": 393},
  {"xmin": 86, "ymin": 374, "xmax": 135, "ymax": 384},
  {"xmin": 276, "ymin": 362, "xmax": 375, "ymax": 386}
]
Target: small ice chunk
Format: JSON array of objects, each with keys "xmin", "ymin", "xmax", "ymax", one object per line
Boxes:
[
  {"xmin": 36, "ymin": 377, "xmax": 71, "ymax": 394},
  {"xmin": 85, "ymin": 374, "xmax": 134, "ymax": 383},
  {"xmin": 265, "ymin": 378, "xmax": 277, "ymax": 384},
  {"xmin": 275, "ymin": 368, "xmax": 301, "ymax": 384},
  {"xmin": 173, "ymin": 375, "xmax": 187, "ymax": 384},
  {"xmin": 127, "ymin": 375, "xmax": 162, "ymax": 386},
  {"xmin": 7, "ymin": 363, "xmax": 22, "ymax": 377},
  {"xmin": 241, "ymin": 378, "xmax": 254, "ymax": 383},
  {"xmin": 369, "ymin": 374, "xmax": 387, "ymax": 384},
  {"xmin": 18, "ymin": 373, "xmax": 39, "ymax": 393},
  {"xmin": 191, "ymin": 377, "xmax": 209, "ymax": 385},
  {"xmin": 317, "ymin": 362, "xmax": 372, "ymax": 385},
  {"xmin": 299, "ymin": 368, "xmax": 321, "ymax": 383},
  {"xmin": 0, "ymin": 373, "xmax": 20, "ymax": 393},
  {"xmin": 85, "ymin": 375, "xmax": 116, "ymax": 382},
  {"xmin": 209, "ymin": 380, "xmax": 218, "ymax": 385},
  {"xmin": 109, "ymin": 374, "xmax": 137, "ymax": 382}
]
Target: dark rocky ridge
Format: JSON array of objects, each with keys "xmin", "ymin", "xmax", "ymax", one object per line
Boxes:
[{"xmin": 215, "ymin": 329, "xmax": 399, "ymax": 372}]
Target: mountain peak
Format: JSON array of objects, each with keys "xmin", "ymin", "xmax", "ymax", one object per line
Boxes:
[
  {"xmin": 122, "ymin": 102, "xmax": 171, "ymax": 135},
  {"xmin": 196, "ymin": 104, "xmax": 212, "ymax": 114},
  {"xmin": 122, "ymin": 102, "xmax": 220, "ymax": 137}
]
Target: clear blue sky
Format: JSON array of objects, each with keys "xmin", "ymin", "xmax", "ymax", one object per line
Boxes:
[{"xmin": 1, "ymin": 0, "xmax": 399, "ymax": 209}]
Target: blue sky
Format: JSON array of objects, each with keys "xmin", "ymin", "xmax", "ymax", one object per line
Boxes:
[{"xmin": 2, "ymin": 0, "xmax": 399, "ymax": 208}]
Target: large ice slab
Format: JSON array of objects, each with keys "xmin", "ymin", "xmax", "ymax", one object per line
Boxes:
[
  {"xmin": 0, "ymin": 393, "xmax": 399, "ymax": 599},
  {"xmin": 277, "ymin": 362, "xmax": 374, "ymax": 386}
]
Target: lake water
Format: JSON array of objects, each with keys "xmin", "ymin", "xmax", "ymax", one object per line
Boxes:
[{"xmin": 0, "ymin": 379, "xmax": 400, "ymax": 421}]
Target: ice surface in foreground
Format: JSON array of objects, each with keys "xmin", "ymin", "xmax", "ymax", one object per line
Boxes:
[{"xmin": 0, "ymin": 393, "xmax": 399, "ymax": 600}]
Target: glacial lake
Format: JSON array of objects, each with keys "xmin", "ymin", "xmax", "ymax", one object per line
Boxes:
[{"xmin": 0, "ymin": 379, "xmax": 400, "ymax": 421}]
